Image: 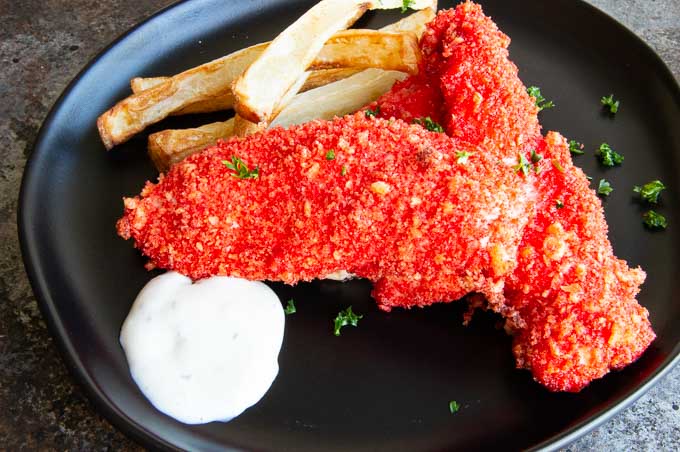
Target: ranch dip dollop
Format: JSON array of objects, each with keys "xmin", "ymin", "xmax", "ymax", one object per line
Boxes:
[{"xmin": 120, "ymin": 272, "xmax": 284, "ymax": 424}]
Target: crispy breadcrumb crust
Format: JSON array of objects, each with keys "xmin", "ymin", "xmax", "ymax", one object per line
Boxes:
[{"xmin": 118, "ymin": 112, "xmax": 533, "ymax": 310}]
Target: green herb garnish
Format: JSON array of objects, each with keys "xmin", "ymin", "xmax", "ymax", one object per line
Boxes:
[
  {"xmin": 401, "ymin": 0, "xmax": 415, "ymax": 13},
  {"xmin": 456, "ymin": 151, "xmax": 472, "ymax": 164},
  {"xmin": 527, "ymin": 86, "xmax": 554, "ymax": 111},
  {"xmin": 596, "ymin": 143, "xmax": 624, "ymax": 167},
  {"xmin": 449, "ymin": 400, "xmax": 460, "ymax": 414},
  {"xmin": 341, "ymin": 165, "xmax": 348, "ymax": 176},
  {"xmin": 413, "ymin": 117, "xmax": 445, "ymax": 133},
  {"xmin": 530, "ymin": 149, "xmax": 543, "ymax": 164},
  {"xmin": 634, "ymin": 180, "xmax": 666, "ymax": 204},
  {"xmin": 601, "ymin": 94, "xmax": 620, "ymax": 114},
  {"xmin": 551, "ymin": 159, "xmax": 565, "ymax": 173},
  {"xmin": 556, "ymin": 200, "xmax": 564, "ymax": 209},
  {"xmin": 325, "ymin": 149, "xmax": 336, "ymax": 161},
  {"xmin": 513, "ymin": 153, "xmax": 531, "ymax": 176},
  {"xmin": 642, "ymin": 210, "xmax": 667, "ymax": 229},
  {"xmin": 284, "ymin": 299, "xmax": 296, "ymax": 315},
  {"xmin": 333, "ymin": 306, "xmax": 363, "ymax": 336},
  {"xmin": 568, "ymin": 140, "xmax": 585, "ymax": 155},
  {"xmin": 597, "ymin": 179, "xmax": 613, "ymax": 197},
  {"xmin": 222, "ymin": 156, "xmax": 259, "ymax": 179},
  {"xmin": 365, "ymin": 105, "xmax": 380, "ymax": 118}
]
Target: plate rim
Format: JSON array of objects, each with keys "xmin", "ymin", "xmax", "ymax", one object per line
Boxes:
[{"xmin": 17, "ymin": 0, "xmax": 680, "ymax": 450}]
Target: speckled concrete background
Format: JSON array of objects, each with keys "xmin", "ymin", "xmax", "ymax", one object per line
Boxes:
[{"xmin": 0, "ymin": 0, "xmax": 678, "ymax": 450}]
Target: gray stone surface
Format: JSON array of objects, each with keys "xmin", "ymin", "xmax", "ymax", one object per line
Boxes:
[{"xmin": 0, "ymin": 0, "xmax": 677, "ymax": 450}]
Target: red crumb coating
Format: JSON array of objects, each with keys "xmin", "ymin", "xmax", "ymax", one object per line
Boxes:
[
  {"xmin": 502, "ymin": 132, "xmax": 655, "ymax": 392},
  {"xmin": 118, "ymin": 112, "xmax": 534, "ymax": 310},
  {"xmin": 375, "ymin": 1, "xmax": 542, "ymax": 155}
]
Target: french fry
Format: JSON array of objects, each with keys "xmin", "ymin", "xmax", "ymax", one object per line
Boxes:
[
  {"xmin": 148, "ymin": 119, "xmax": 235, "ymax": 171},
  {"xmin": 299, "ymin": 30, "xmax": 420, "ymax": 72},
  {"xmin": 99, "ymin": 30, "xmax": 419, "ymax": 149},
  {"xmin": 270, "ymin": 68, "xmax": 404, "ymax": 128},
  {"xmin": 131, "ymin": 68, "xmax": 362, "ymax": 116},
  {"xmin": 147, "ymin": 68, "xmax": 406, "ymax": 171},
  {"xmin": 232, "ymin": 0, "xmax": 433, "ymax": 124}
]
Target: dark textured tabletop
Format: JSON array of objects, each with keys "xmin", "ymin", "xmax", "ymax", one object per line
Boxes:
[{"xmin": 1, "ymin": 0, "xmax": 678, "ymax": 450}]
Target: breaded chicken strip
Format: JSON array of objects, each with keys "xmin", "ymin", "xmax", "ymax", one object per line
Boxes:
[
  {"xmin": 373, "ymin": 3, "xmax": 654, "ymax": 391},
  {"xmin": 118, "ymin": 112, "xmax": 534, "ymax": 310},
  {"xmin": 502, "ymin": 133, "xmax": 654, "ymax": 392}
]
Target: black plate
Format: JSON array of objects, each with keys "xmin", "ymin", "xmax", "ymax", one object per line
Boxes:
[{"xmin": 18, "ymin": 0, "xmax": 680, "ymax": 450}]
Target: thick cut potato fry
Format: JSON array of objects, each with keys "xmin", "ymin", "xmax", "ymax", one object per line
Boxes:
[
  {"xmin": 131, "ymin": 68, "xmax": 362, "ymax": 116},
  {"xmin": 270, "ymin": 69, "xmax": 404, "ymax": 128},
  {"xmin": 99, "ymin": 30, "xmax": 419, "ymax": 149},
  {"xmin": 233, "ymin": 0, "xmax": 433, "ymax": 124},
  {"xmin": 148, "ymin": 119, "xmax": 235, "ymax": 171},
  {"xmin": 148, "ymin": 69, "xmax": 406, "ymax": 171},
  {"xmin": 300, "ymin": 30, "xmax": 420, "ymax": 72}
]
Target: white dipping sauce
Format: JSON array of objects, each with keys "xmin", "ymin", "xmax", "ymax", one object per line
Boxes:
[{"xmin": 120, "ymin": 272, "xmax": 284, "ymax": 424}]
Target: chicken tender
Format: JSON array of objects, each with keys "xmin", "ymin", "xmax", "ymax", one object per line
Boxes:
[{"xmin": 118, "ymin": 112, "xmax": 534, "ymax": 310}]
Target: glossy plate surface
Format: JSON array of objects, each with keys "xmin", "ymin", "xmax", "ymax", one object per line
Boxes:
[{"xmin": 19, "ymin": 0, "xmax": 680, "ymax": 450}]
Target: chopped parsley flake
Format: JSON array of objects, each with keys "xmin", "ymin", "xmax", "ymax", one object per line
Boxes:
[
  {"xmin": 551, "ymin": 159, "xmax": 565, "ymax": 173},
  {"xmin": 222, "ymin": 156, "xmax": 259, "ymax": 179},
  {"xmin": 601, "ymin": 94, "xmax": 620, "ymax": 114},
  {"xmin": 642, "ymin": 210, "xmax": 667, "ymax": 229},
  {"xmin": 456, "ymin": 151, "xmax": 472, "ymax": 164},
  {"xmin": 513, "ymin": 153, "xmax": 531, "ymax": 176},
  {"xmin": 527, "ymin": 86, "xmax": 555, "ymax": 111},
  {"xmin": 556, "ymin": 200, "xmax": 564, "ymax": 209},
  {"xmin": 413, "ymin": 117, "xmax": 445, "ymax": 133},
  {"xmin": 401, "ymin": 0, "xmax": 415, "ymax": 13},
  {"xmin": 341, "ymin": 166, "xmax": 348, "ymax": 176},
  {"xmin": 325, "ymin": 149, "xmax": 336, "ymax": 161},
  {"xmin": 596, "ymin": 143, "xmax": 624, "ymax": 167},
  {"xmin": 365, "ymin": 105, "xmax": 380, "ymax": 118},
  {"xmin": 449, "ymin": 400, "xmax": 460, "ymax": 414},
  {"xmin": 569, "ymin": 140, "xmax": 585, "ymax": 155},
  {"xmin": 284, "ymin": 299, "xmax": 296, "ymax": 315},
  {"xmin": 597, "ymin": 179, "xmax": 613, "ymax": 197},
  {"xmin": 333, "ymin": 306, "xmax": 363, "ymax": 336},
  {"xmin": 530, "ymin": 149, "xmax": 543, "ymax": 164},
  {"xmin": 634, "ymin": 180, "xmax": 666, "ymax": 204}
]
